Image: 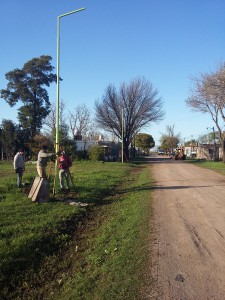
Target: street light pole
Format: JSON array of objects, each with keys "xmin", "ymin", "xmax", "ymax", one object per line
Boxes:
[
  {"xmin": 212, "ymin": 126, "xmax": 216, "ymax": 162},
  {"xmin": 54, "ymin": 8, "xmax": 85, "ymax": 194},
  {"xmin": 207, "ymin": 126, "xmax": 216, "ymax": 162}
]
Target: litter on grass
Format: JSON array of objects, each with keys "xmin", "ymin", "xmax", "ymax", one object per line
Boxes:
[{"xmin": 56, "ymin": 198, "xmax": 88, "ymax": 206}]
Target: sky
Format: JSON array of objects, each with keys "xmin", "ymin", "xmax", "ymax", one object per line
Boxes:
[{"xmin": 0, "ymin": 0, "xmax": 225, "ymax": 146}]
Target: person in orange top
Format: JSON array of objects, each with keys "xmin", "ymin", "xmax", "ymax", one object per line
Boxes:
[{"xmin": 58, "ymin": 151, "xmax": 72, "ymax": 190}]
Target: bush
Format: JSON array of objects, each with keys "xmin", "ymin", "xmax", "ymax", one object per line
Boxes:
[
  {"xmin": 88, "ymin": 145, "xmax": 104, "ymax": 161},
  {"xmin": 74, "ymin": 150, "xmax": 88, "ymax": 160}
]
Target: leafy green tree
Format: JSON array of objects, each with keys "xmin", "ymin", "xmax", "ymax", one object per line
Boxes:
[
  {"xmin": 198, "ymin": 131, "xmax": 219, "ymax": 144},
  {"xmin": 160, "ymin": 125, "xmax": 180, "ymax": 153},
  {"xmin": 0, "ymin": 119, "xmax": 18, "ymax": 160},
  {"xmin": 135, "ymin": 133, "xmax": 155, "ymax": 154},
  {"xmin": 0, "ymin": 55, "xmax": 57, "ymax": 140},
  {"xmin": 30, "ymin": 134, "xmax": 53, "ymax": 160},
  {"xmin": 184, "ymin": 139, "xmax": 198, "ymax": 147}
]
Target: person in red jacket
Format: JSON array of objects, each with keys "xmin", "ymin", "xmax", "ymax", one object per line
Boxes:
[{"xmin": 58, "ymin": 151, "xmax": 72, "ymax": 190}]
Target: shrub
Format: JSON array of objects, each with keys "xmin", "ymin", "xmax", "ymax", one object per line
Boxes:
[
  {"xmin": 88, "ymin": 145, "xmax": 104, "ymax": 161},
  {"xmin": 74, "ymin": 150, "xmax": 88, "ymax": 160}
]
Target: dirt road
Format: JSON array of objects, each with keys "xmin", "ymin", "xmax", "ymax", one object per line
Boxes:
[{"xmin": 149, "ymin": 156, "xmax": 225, "ymax": 300}]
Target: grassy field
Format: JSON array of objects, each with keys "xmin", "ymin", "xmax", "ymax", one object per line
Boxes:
[{"xmin": 0, "ymin": 159, "xmax": 154, "ymax": 299}]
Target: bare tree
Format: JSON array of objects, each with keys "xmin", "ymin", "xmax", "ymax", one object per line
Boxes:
[
  {"xmin": 186, "ymin": 63, "xmax": 225, "ymax": 161},
  {"xmin": 95, "ymin": 77, "xmax": 164, "ymax": 159},
  {"xmin": 43, "ymin": 100, "xmax": 69, "ymax": 144},
  {"xmin": 68, "ymin": 104, "xmax": 94, "ymax": 140}
]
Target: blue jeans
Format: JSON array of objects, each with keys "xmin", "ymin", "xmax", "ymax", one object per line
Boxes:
[
  {"xmin": 16, "ymin": 168, "xmax": 23, "ymax": 188},
  {"xmin": 59, "ymin": 169, "xmax": 70, "ymax": 189}
]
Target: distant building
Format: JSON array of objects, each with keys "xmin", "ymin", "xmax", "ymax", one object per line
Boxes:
[
  {"xmin": 184, "ymin": 146, "xmax": 197, "ymax": 158},
  {"xmin": 184, "ymin": 144, "xmax": 222, "ymax": 160},
  {"xmin": 74, "ymin": 134, "xmax": 121, "ymax": 161}
]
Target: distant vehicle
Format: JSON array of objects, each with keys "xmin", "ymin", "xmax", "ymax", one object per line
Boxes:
[{"xmin": 158, "ymin": 149, "xmax": 164, "ymax": 155}]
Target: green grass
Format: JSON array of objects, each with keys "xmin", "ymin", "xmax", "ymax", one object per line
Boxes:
[
  {"xmin": 0, "ymin": 160, "xmax": 153, "ymax": 299},
  {"xmin": 55, "ymin": 164, "xmax": 153, "ymax": 300},
  {"xmin": 187, "ymin": 159, "xmax": 225, "ymax": 176}
]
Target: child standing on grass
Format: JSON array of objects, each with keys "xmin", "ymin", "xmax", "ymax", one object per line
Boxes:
[{"xmin": 13, "ymin": 148, "xmax": 25, "ymax": 188}]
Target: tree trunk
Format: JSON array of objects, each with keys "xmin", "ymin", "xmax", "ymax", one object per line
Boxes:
[
  {"xmin": 223, "ymin": 140, "xmax": 225, "ymax": 163},
  {"xmin": 123, "ymin": 138, "xmax": 130, "ymax": 162}
]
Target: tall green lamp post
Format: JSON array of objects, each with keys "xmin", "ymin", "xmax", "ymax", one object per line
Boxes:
[
  {"xmin": 121, "ymin": 108, "xmax": 125, "ymax": 164},
  {"xmin": 54, "ymin": 8, "xmax": 85, "ymax": 194}
]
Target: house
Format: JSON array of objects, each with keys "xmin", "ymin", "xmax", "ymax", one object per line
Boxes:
[
  {"xmin": 196, "ymin": 144, "xmax": 222, "ymax": 161},
  {"xmin": 184, "ymin": 146, "xmax": 197, "ymax": 158},
  {"xmin": 74, "ymin": 133, "xmax": 121, "ymax": 161},
  {"xmin": 184, "ymin": 144, "xmax": 222, "ymax": 160}
]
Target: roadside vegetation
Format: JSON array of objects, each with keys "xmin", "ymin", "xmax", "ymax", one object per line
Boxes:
[
  {"xmin": 187, "ymin": 159, "xmax": 225, "ymax": 176},
  {"xmin": 0, "ymin": 160, "xmax": 153, "ymax": 299}
]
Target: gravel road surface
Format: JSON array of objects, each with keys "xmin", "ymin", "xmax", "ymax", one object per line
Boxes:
[{"xmin": 148, "ymin": 156, "xmax": 225, "ymax": 300}]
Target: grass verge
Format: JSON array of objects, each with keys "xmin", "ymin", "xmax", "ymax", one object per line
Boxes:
[
  {"xmin": 0, "ymin": 160, "xmax": 153, "ymax": 299},
  {"xmin": 187, "ymin": 159, "xmax": 225, "ymax": 176},
  {"xmin": 54, "ymin": 164, "xmax": 153, "ymax": 300}
]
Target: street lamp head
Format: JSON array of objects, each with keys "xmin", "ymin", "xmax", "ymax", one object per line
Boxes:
[{"xmin": 59, "ymin": 8, "xmax": 86, "ymax": 19}]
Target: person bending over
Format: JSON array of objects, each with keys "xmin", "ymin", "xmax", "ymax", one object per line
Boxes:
[{"xmin": 37, "ymin": 145, "xmax": 55, "ymax": 178}]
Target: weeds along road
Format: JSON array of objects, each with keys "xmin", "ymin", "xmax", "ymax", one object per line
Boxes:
[{"xmin": 149, "ymin": 156, "xmax": 225, "ymax": 300}]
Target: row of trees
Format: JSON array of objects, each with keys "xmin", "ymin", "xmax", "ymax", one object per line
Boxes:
[
  {"xmin": 0, "ymin": 101, "xmax": 101, "ymax": 160},
  {"xmin": 2, "ymin": 55, "xmax": 224, "ymax": 161},
  {"xmin": 0, "ymin": 55, "xmax": 163, "ymax": 160},
  {"xmin": 159, "ymin": 124, "xmax": 220, "ymax": 154}
]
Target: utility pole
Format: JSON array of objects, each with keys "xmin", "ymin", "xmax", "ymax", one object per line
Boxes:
[
  {"xmin": 207, "ymin": 126, "xmax": 216, "ymax": 162},
  {"xmin": 212, "ymin": 126, "xmax": 216, "ymax": 162}
]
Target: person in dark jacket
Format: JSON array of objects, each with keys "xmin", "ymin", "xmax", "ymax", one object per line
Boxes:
[
  {"xmin": 13, "ymin": 148, "xmax": 25, "ymax": 188},
  {"xmin": 37, "ymin": 145, "xmax": 55, "ymax": 178},
  {"xmin": 58, "ymin": 151, "xmax": 72, "ymax": 190}
]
